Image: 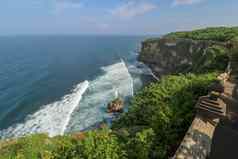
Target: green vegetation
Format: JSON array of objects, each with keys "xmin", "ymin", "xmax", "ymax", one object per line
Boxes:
[
  {"xmin": 112, "ymin": 73, "xmax": 218, "ymax": 158},
  {"xmin": 190, "ymin": 44, "xmax": 229, "ymax": 73},
  {"xmin": 165, "ymin": 27, "xmax": 238, "ymax": 42},
  {"xmin": 0, "ymin": 128, "xmax": 126, "ymax": 159},
  {"xmin": 0, "ymin": 73, "xmax": 218, "ymax": 159},
  {"xmin": 1, "ymin": 26, "xmax": 237, "ymax": 159}
]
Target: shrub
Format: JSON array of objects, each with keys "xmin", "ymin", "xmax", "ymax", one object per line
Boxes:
[
  {"xmin": 76, "ymin": 128, "xmax": 126, "ymax": 159},
  {"xmin": 0, "ymin": 134, "xmax": 53, "ymax": 159},
  {"xmin": 113, "ymin": 73, "xmax": 217, "ymax": 158},
  {"xmin": 166, "ymin": 27, "xmax": 238, "ymax": 42},
  {"xmin": 126, "ymin": 129, "xmax": 155, "ymax": 159}
]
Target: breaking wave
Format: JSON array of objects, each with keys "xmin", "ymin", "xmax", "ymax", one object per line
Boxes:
[
  {"xmin": 0, "ymin": 59, "xmax": 152, "ymax": 139},
  {"xmin": 0, "ymin": 81, "xmax": 89, "ymax": 138},
  {"xmin": 66, "ymin": 60, "xmax": 134, "ymax": 132}
]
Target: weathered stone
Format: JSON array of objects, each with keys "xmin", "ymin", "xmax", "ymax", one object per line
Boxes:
[
  {"xmin": 139, "ymin": 38, "xmax": 222, "ymax": 76},
  {"xmin": 173, "ymin": 116, "xmax": 216, "ymax": 159},
  {"xmin": 107, "ymin": 98, "xmax": 124, "ymax": 113}
]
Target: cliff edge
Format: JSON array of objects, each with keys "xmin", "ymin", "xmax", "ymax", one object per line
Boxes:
[
  {"xmin": 139, "ymin": 27, "xmax": 238, "ymax": 159},
  {"xmin": 139, "ymin": 27, "xmax": 238, "ymax": 77},
  {"xmin": 1, "ymin": 27, "xmax": 238, "ymax": 159}
]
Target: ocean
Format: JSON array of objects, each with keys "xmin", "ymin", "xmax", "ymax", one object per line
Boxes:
[{"xmin": 0, "ymin": 35, "xmax": 153, "ymax": 138}]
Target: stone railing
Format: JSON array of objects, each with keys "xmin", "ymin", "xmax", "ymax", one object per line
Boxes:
[
  {"xmin": 172, "ymin": 115, "xmax": 217, "ymax": 159},
  {"xmin": 173, "ymin": 72, "xmax": 229, "ymax": 159}
]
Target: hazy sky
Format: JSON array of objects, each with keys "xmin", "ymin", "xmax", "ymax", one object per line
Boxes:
[{"xmin": 0, "ymin": 0, "xmax": 237, "ymax": 35}]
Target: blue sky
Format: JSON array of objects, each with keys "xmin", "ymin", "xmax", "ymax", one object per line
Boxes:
[{"xmin": 0, "ymin": 0, "xmax": 237, "ymax": 35}]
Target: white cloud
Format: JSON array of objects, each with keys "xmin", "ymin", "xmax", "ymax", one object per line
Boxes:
[
  {"xmin": 111, "ymin": 1, "xmax": 158, "ymax": 19},
  {"xmin": 172, "ymin": 0, "xmax": 205, "ymax": 6}
]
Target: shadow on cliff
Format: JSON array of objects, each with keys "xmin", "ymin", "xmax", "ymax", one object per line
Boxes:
[
  {"xmin": 210, "ymin": 122, "xmax": 238, "ymax": 159},
  {"xmin": 209, "ymin": 82, "xmax": 238, "ymax": 159}
]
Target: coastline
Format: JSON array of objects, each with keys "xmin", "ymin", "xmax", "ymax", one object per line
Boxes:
[{"xmin": 1, "ymin": 27, "xmax": 238, "ymax": 159}]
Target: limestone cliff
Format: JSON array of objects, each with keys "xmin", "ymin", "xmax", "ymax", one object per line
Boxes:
[{"xmin": 139, "ymin": 37, "xmax": 229, "ymax": 77}]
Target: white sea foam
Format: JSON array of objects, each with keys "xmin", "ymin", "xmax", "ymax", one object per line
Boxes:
[
  {"xmin": 128, "ymin": 62, "xmax": 160, "ymax": 81},
  {"xmin": 0, "ymin": 60, "xmax": 146, "ymax": 138},
  {"xmin": 0, "ymin": 81, "xmax": 89, "ymax": 138},
  {"xmin": 66, "ymin": 60, "xmax": 134, "ymax": 132}
]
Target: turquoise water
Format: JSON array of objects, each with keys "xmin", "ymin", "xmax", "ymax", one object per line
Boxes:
[{"xmin": 0, "ymin": 35, "xmax": 152, "ymax": 138}]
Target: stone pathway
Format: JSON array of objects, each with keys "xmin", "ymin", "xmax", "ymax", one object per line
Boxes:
[
  {"xmin": 173, "ymin": 51, "xmax": 238, "ymax": 159},
  {"xmin": 209, "ymin": 52, "xmax": 238, "ymax": 159},
  {"xmin": 209, "ymin": 79, "xmax": 238, "ymax": 159}
]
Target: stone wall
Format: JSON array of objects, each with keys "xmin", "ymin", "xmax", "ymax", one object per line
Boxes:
[{"xmin": 172, "ymin": 115, "xmax": 217, "ymax": 159}]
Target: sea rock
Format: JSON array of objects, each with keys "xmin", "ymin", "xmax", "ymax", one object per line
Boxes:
[
  {"xmin": 72, "ymin": 132, "xmax": 86, "ymax": 141},
  {"xmin": 107, "ymin": 98, "xmax": 124, "ymax": 113}
]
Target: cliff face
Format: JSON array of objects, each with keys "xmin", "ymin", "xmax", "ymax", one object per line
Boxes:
[{"xmin": 139, "ymin": 38, "xmax": 229, "ymax": 77}]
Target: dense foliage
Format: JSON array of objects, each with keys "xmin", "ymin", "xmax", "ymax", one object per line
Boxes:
[
  {"xmin": 190, "ymin": 44, "xmax": 229, "ymax": 73},
  {"xmin": 0, "ymin": 128, "xmax": 126, "ymax": 159},
  {"xmin": 165, "ymin": 27, "xmax": 238, "ymax": 42},
  {"xmin": 112, "ymin": 73, "xmax": 218, "ymax": 158}
]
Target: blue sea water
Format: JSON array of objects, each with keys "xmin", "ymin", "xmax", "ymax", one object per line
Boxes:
[{"xmin": 0, "ymin": 35, "xmax": 153, "ymax": 138}]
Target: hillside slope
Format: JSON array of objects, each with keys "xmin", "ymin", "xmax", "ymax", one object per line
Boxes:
[{"xmin": 139, "ymin": 27, "xmax": 238, "ymax": 77}]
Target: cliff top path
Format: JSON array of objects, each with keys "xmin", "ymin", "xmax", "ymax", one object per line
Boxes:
[{"xmin": 210, "ymin": 53, "xmax": 238, "ymax": 159}]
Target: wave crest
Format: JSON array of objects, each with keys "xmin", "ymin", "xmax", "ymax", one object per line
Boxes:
[
  {"xmin": 66, "ymin": 60, "xmax": 134, "ymax": 132},
  {"xmin": 0, "ymin": 81, "xmax": 89, "ymax": 138}
]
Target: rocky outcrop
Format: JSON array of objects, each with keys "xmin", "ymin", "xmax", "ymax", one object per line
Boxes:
[
  {"xmin": 107, "ymin": 98, "xmax": 124, "ymax": 113},
  {"xmin": 139, "ymin": 38, "xmax": 228, "ymax": 77}
]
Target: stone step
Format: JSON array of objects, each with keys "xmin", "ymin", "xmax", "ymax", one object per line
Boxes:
[
  {"xmin": 203, "ymin": 98, "xmax": 219, "ymax": 105},
  {"xmin": 201, "ymin": 100, "xmax": 222, "ymax": 110},
  {"xmin": 197, "ymin": 106, "xmax": 224, "ymax": 117},
  {"xmin": 198, "ymin": 103, "xmax": 224, "ymax": 114}
]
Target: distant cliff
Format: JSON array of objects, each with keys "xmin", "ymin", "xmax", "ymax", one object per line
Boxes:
[{"xmin": 139, "ymin": 27, "xmax": 238, "ymax": 77}]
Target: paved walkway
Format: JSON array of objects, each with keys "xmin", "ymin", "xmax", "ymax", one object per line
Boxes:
[
  {"xmin": 210, "ymin": 82, "xmax": 238, "ymax": 159},
  {"xmin": 173, "ymin": 52, "xmax": 238, "ymax": 159},
  {"xmin": 173, "ymin": 78, "xmax": 238, "ymax": 159},
  {"xmin": 210, "ymin": 59, "xmax": 238, "ymax": 159}
]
